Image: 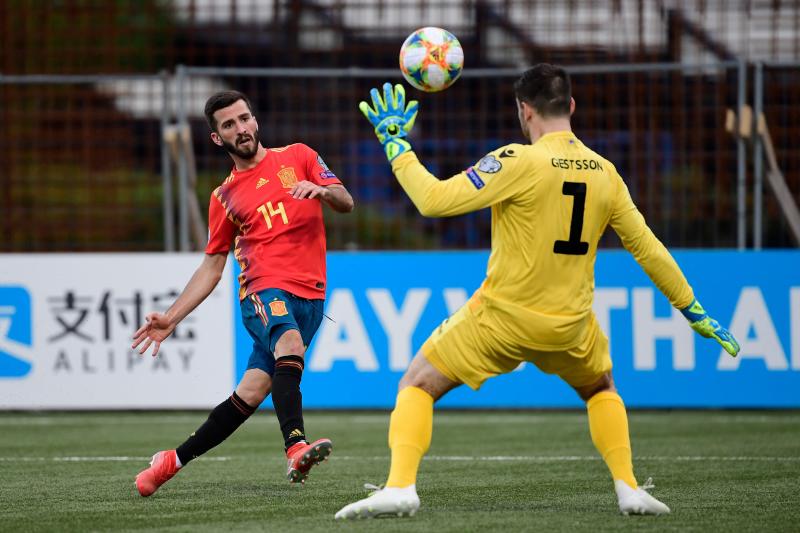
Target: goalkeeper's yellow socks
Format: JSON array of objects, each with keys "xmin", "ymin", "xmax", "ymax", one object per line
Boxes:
[
  {"xmin": 385, "ymin": 386, "xmax": 434, "ymax": 488},
  {"xmin": 587, "ymin": 391, "xmax": 638, "ymax": 489}
]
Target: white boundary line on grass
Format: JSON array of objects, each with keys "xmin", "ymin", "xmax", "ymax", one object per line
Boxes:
[
  {"xmin": 0, "ymin": 455, "xmax": 798, "ymax": 462},
  {"xmin": 348, "ymin": 455, "xmax": 800, "ymax": 462},
  {"xmin": 0, "ymin": 456, "xmax": 230, "ymax": 462}
]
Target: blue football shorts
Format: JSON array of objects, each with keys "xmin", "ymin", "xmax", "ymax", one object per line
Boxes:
[{"xmin": 240, "ymin": 288, "xmax": 324, "ymax": 376}]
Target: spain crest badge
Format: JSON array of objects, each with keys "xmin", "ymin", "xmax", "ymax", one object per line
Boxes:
[
  {"xmin": 269, "ymin": 299, "xmax": 289, "ymax": 316},
  {"xmin": 277, "ymin": 167, "xmax": 298, "ymax": 188}
]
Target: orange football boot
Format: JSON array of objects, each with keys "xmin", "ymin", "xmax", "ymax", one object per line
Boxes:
[
  {"xmin": 135, "ymin": 450, "xmax": 180, "ymax": 496},
  {"xmin": 285, "ymin": 438, "xmax": 333, "ymax": 483}
]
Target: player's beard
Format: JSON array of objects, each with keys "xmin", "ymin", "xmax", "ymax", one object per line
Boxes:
[{"xmin": 222, "ymin": 128, "xmax": 260, "ymax": 159}]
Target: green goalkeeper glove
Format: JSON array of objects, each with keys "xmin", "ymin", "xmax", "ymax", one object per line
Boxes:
[
  {"xmin": 680, "ymin": 298, "xmax": 740, "ymax": 357},
  {"xmin": 359, "ymin": 82, "xmax": 419, "ymax": 162}
]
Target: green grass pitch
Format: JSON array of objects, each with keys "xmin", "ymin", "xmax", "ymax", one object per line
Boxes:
[{"xmin": 2, "ymin": 411, "xmax": 798, "ymax": 532}]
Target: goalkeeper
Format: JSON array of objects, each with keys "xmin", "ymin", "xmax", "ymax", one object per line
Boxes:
[{"xmin": 335, "ymin": 64, "xmax": 740, "ymax": 520}]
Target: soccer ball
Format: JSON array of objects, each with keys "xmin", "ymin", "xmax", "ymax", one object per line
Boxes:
[{"xmin": 399, "ymin": 27, "xmax": 464, "ymax": 92}]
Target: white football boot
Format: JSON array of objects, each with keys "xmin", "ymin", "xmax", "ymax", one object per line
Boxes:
[
  {"xmin": 615, "ymin": 477, "xmax": 671, "ymax": 515},
  {"xmin": 335, "ymin": 484, "xmax": 420, "ymax": 520}
]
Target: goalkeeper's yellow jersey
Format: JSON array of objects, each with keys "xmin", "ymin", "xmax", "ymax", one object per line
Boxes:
[{"xmin": 391, "ymin": 130, "xmax": 694, "ymax": 351}]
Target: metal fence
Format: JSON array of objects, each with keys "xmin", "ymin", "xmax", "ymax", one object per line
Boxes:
[
  {"xmin": 6, "ymin": 1, "xmax": 800, "ymax": 74},
  {"xmin": 3, "ymin": 1, "xmax": 800, "ymax": 252},
  {"xmin": 0, "ymin": 74, "xmax": 172, "ymax": 251},
  {"xmin": 1, "ymin": 62, "xmax": 798, "ymax": 251},
  {"xmin": 753, "ymin": 61, "xmax": 800, "ymax": 249},
  {"xmin": 176, "ymin": 62, "xmax": 748, "ymax": 251}
]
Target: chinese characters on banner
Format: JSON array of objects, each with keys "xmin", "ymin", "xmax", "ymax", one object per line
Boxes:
[{"xmin": 0, "ymin": 254, "xmax": 234, "ymax": 408}]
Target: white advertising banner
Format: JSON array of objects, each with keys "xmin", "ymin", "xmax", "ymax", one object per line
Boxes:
[{"xmin": 0, "ymin": 254, "xmax": 234, "ymax": 408}]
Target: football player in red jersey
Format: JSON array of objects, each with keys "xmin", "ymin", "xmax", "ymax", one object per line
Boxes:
[{"xmin": 132, "ymin": 91, "xmax": 353, "ymax": 496}]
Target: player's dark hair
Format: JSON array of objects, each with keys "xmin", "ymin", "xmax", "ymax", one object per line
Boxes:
[
  {"xmin": 513, "ymin": 64, "xmax": 571, "ymax": 118},
  {"xmin": 204, "ymin": 90, "xmax": 253, "ymax": 132}
]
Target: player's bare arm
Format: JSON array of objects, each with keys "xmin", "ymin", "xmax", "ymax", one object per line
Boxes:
[
  {"xmin": 288, "ymin": 182, "xmax": 354, "ymax": 213},
  {"xmin": 131, "ymin": 252, "xmax": 227, "ymax": 357}
]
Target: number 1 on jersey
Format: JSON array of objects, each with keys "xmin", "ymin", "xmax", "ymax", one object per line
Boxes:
[{"xmin": 553, "ymin": 181, "xmax": 589, "ymax": 255}]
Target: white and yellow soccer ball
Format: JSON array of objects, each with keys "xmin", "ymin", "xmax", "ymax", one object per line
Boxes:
[{"xmin": 399, "ymin": 27, "xmax": 464, "ymax": 92}]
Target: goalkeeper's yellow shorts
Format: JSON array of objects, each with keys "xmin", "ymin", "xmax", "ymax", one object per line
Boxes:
[{"xmin": 421, "ymin": 294, "xmax": 612, "ymax": 390}]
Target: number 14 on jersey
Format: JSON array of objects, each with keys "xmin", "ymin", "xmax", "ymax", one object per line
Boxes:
[{"xmin": 257, "ymin": 201, "xmax": 289, "ymax": 230}]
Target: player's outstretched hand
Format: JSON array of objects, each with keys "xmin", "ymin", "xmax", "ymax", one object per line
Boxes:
[
  {"xmin": 680, "ymin": 298, "xmax": 740, "ymax": 357},
  {"xmin": 359, "ymin": 82, "xmax": 419, "ymax": 161},
  {"xmin": 131, "ymin": 312, "xmax": 176, "ymax": 357}
]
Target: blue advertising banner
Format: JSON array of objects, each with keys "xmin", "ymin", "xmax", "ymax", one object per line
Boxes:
[{"xmin": 233, "ymin": 251, "xmax": 800, "ymax": 408}]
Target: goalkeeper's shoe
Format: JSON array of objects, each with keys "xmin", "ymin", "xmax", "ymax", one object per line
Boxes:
[
  {"xmin": 334, "ymin": 484, "xmax": 420, "ymax": 520},
  {"xmin": 286, "ymin": 438, "xmax": 333, "ymax": 484},
  {"xmin": 135, "ymin": 449, "xmax": 180, "ymax": 497},
  {"xmin": 615, "ymin": 478, "xmax": 671, "ymax": 516}
]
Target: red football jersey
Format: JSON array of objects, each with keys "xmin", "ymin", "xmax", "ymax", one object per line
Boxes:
[{"xmin": 205, "ymin": 143, "xmax": 342, "ymax": 300}]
